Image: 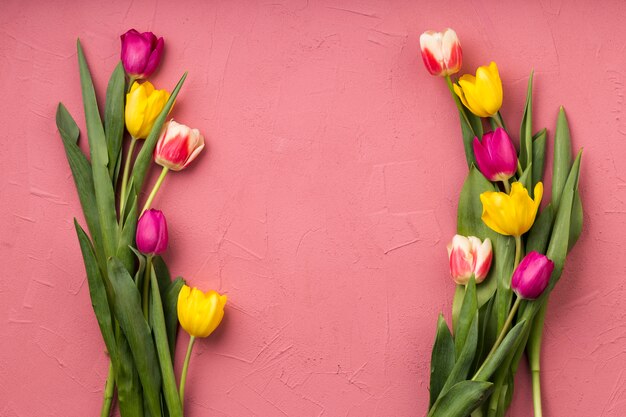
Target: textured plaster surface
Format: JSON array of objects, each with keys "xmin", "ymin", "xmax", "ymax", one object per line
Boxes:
[{"xmin": 1, "ymin": 0, "xmax": 625, "ymax": 416}]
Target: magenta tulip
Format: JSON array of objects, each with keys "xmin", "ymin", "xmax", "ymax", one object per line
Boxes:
[
  {"xmin": 136, "ymin": 209, "xmax": 168, "ymax": 255},
  {"xmin": 473, "ymin": 128, "xmax": 517, "ymax": 182},
  {"xmin": 511, "ymin": 251, "xmax": 554, "ymax": 299},
  {"xmin": 120, "ymin": 29, "xmax": 164, "ymax": 80},
  {"xmin": 447, "ymin": 235, "xmax": 493, "ymax": 285}
]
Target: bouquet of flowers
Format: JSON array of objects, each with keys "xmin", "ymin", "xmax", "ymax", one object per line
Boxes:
[
  {"xmin": 56, "ymin": 30, "xmax": 226, "ymax": 416},
  {"xmin": 419, "ymin": 29, "xmax": 584, "ymax": 416}
]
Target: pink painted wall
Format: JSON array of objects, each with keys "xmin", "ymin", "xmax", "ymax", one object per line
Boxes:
[{"xmin": 1, "ymin": 0, "xmax": 625, "ymax": 415}]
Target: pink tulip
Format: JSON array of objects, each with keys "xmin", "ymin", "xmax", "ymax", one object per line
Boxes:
[
  {"xmin": 419, "ymin": 29, "xmax": 462, "ymax": 77},
  {"xmin": 136, "ymin": 209, "xmax": 168, "ymax": 255},
  {"xmin": 511, "ymin": 251, "xmax": 554, "ymax": 299},
  {"xmin": 473, "ymin": 128, "xmax": 518, "ymax": 182},
  {"xmin": 120, "ymin": 29, "xmax": 164, "ymax": 80},
  {"xmin": 447, "ymin": 235, "xmax": 492, "ymax": 285},
  {"xmin": 154, "ymin": 120, "xmax": 205, "ymax": 171}
]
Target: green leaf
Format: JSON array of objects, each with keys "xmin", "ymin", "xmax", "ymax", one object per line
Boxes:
[
  {"xmin": 56, "ymin": 104, "xmax": 104, "ymax": 264},
  {"xmin": 105, "ymin": 62, "xmax": 126, "ymax": 181},
  {"xmin": 116, "ymin": 194, "xmax": 138, "ymax": 274},
  {"xmin": 429, "ymin": 315, "xmax": 456, "ymax": 407},
  {"xmin": 428, "ymin": 380, "xmax": 494, "ymax": 417},
  {"xmin": 568, "ymin": 190, "xmax": 583, "ymax": 252},
  {"xmin": 518, "ymin": 163, "xmax": 533, "ymax": 192},
  {"xmin": 150, "ymin": 267, "xmax": 183, "ymax": 417},
  {"xmin": 454, "ymin": 167, "xmax": 515, "ymax": 332},
  {"xmin": 552, "ymin": 107, "xmax": 572, "ymax": 207},
  {"xmin": 77, "ymin": 39, "xmax": 118, "ymax": 258},
  {"xmin": 153, "ymin": 256, "xmax": 172, "ymax": 297},
  {"xmin": 532, "ymin": 129, "xmax": 547, "ymax": 187},
  {"xmin": 164, "ymin": 277, "xmax": 185, "ymax": 357},
  {"xmin": 519, "ymin": 71, "xmax": 534, "ymax": 172},
  {"xmin": 526, "ymin": 204, "xmax": 555, "ymax": 255},
  {"xmin": 473, "ymin": 295, "xmax": 496, "ymax": 371},
  {"xmin": 131, "ymin": 73, "xmax": 187, "ymax": 194},
  {"xmin": 472, "ymin": 320, "xmax": 527, "ymax": 382},
  {"xmin": 107, "ymin": 257, "xmax": 163, "ymax": 417},
  {"xmin": 115, "ymin": 330, "xmax": 144, "ymax": 417},
  {"xmin": 439, "ymin": 311, "xmax": 479, "ymax": 400},
  {"xmin": 454, "ymin": 277, "xmax": 477, "ymax": 358},
  {"xmin": 74, "ymin": 221, "xmax": 116, "ymax": 360}
]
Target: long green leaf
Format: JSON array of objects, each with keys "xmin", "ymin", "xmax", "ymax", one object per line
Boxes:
[
  {"xmin": 116, "ymin": 194, "xmax": 138, "ymax": 274},
  {"xmin": 568, "ymin": 190, "xmax": 583, "ymax": 252},
  {"xmin": 532, "ymin": 129, "xmax": 547, "ymax": 187},
  {"xmin": 77, "ymin": 39, "xmax": 118, "ymax": 258},
  {"xmin": 115, "ymin": 329, "xmax": 144, "ymax": 417},
  {"xmin": 74, "ymin": 221, "xmax": 116, "ymax": 360},
  {"xmin": 56, "ymin": 104, "xmax": 104, "ymax": 264},
  {"xmin": 164, "ymin": 277, "xmax": 185, "ymax": 356},
  {"xmin": 472, "ymin": 320, "xmax": 527, "ymax": 382},
  {"xmin": 552, "ymin": 107, "xmax": 572, "ymax": 207},
  {"xmin": 526, "ymin": 204, "xmax": 554, "ymax": 254},
  {"xmin": 519, "ymin": 71, "xmax": 534, "ymax": 173},
  {"xmin": 439, "ymin": 312, "xmax": 478, "ymax": 400},
  {"xmin": 131, "ymin": 72, "xmax": 187, "ymax": 194},
  {"xmin": 150, "ymin": 267, "xmax": 183, "ymax": 417},
  {"xmin": 107, "ymin": 257, "xmax": 163, "ymax": 417},
  {"xmin": 105, "ymin": 62, "xmax": 126, "ymax": 181},
  {"xmin": 454, "ymin": 277, "xmax": 477, "ymax": 358},
  {"xmin": 429, "ymin": 315, "xmax": 456, "ymax": 407},
  {"xmin": 428, "ymin": 381, "xmax": 494, "ymax": 417}
]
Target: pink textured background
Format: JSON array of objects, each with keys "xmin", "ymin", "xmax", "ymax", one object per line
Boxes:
[{"xmin": 1, "ymin": 0, "xmax": 625, "ymax": 415}]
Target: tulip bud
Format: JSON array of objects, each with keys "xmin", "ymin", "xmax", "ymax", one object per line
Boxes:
[
  {"xmin": 453, "ymin": 62, "xmax": 503, "ymax": 118},
  {"xmin": 419, "ymin": 29, "xmax": 462, "ymax": 77},
  {"xmin": 154, "ymin": 120, "xmax": 205, "ymax": 171},
  {"xmin": 136, "ymin": 209, "xmax": 168, "ymax": 255},
  {"xmin": 120, "ymin": 29, "xmax": 164, "ymax": 80},
  {"xmin": 511, "ymin": 251, "xmax": 554, "ymax": 299},
  {"xmin": 447, "ymin": 235, "xmax": 492, "ymax": 285},
  {"xmin": 125, "ymin": 81, "xmax": 170, "ymax": 139},
  {"xmin": 177, "ymin": 285, "xmax": 227, "ymax": 338},
  {"xmin": 473, "ymin": 128, "xmax": 518, "ymax": 182}
]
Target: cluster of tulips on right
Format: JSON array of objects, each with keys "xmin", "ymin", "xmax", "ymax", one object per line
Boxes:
[{"xmin": 420, "ymin": 29, "xmax": 584, "ymax": 417}]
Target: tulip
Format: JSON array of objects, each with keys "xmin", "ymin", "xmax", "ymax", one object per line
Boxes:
[
  {"xmin": 154, "ymin": 120, "xmax": 205, "ymax": 171},
  {"xmin": 453, "ymin": 62, "xmax": 503, "ymax": 118},
  {"xmin": 419, "ymin": 28, "xmax": 462, "ymax": 77},
  {"xmin": 473, "ymin": 128, "xmax": 518, "ymax": 182},
  {"xmin": 511, "ymin": 251, "xmax": 554, "ymax": 299},
  {"xmin": 177, "ymin": 285, "xmax": 227, "ymax": 338},
  {"xmin": 480, "ymin": 182, "xmax": 543, "ymax": 237},
  {"xmin": 136, "ymin": 209, "xmax": 168, "ymax": 255},
  {"xmin": 125, "ymin": 81, "xmax": 170, "ymax": 139},
  {"xmin": 447, "ymin": 235, "xmax": 492, "ymax": 285},
  {"xmin": 177, "ymin": 285, "xmax": 227, "ymax": 409},
  {"xmin": 120, "ymin": 29, "xmax": 164, "ymax": 80}
]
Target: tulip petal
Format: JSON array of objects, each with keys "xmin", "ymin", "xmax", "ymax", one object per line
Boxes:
[{"xmin": 142, "ymin": 37, "xmax": 164, "ymax": 78}]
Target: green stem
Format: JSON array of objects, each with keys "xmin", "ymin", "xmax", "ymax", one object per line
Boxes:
[
  {"xmin": 514, "ymin": 235, "xmax": 523, "ymax": 267},
  {"xmin": 532, "ymin": 369, "xmax": 543, "ymax": 417},
  {"xmin": 517, "ymin": 160, "xmax": 524, "ymax": 177},
  {"xmin": 119, "ymin": 136, "xmax": 138, "ymax": 221},
  {"xmin": 127, "ymin": 76, "xmax": 136, "ymax": 94},
  {"xmin": 142, "ymin": 166, "xmax": 169, "ymax": 214},
  {"xmin": 100, "ymin": 362, "xmax": 115, "ymax": 417},
  {"xmin": 179, "ymin": 335, "xmax": 196, "ymax": 412},
  {"xmin": 502, "ymin": 178, "xmax": 511, "ymax": 194},
  {"xmin": 444, "ymin": 75, "xmax": 477, "ymax": 137},
  {"xmin": 491, "ymin": 112, "xmax": 504, "ymax": 129},
  {"xmin": 142, "ymin": 256, "xmax": 153, "ymax": 319},
  {"xmin": 472, "ymin": 297, "xmax": 522, "ymax": 380}
]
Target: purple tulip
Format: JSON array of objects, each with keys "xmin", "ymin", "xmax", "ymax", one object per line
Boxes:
[
  {"xmin": 511, "ymin": 251, "xmax": 554, "ymax": 299},
  {"xmin": 473, "ymin": 128, "xmax": 517, "ymax": 182},
  {"xmin": 120, "ymin": 29, "xmax": 164, "ymax": 80},
  {"xmin": 136, "ymin": 209, "xmax": 168, "ymax": 255}
]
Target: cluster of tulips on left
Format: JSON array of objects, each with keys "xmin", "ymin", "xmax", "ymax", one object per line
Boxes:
[{"xmin": 55, "ymin": 30, "xmax": 227, "ymax": 417}]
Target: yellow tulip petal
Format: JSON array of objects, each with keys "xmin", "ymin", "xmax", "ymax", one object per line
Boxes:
[
  {"xmin": 458, "ymin": 79, "xmax": 490, "ymax": 117},
  {"xmin": 125, "ymin": 84, "xmax": 149, "ymax": 138},
  {"xmin": 480, "ymin": 191, "xmax": 512, "ymax": 235}
]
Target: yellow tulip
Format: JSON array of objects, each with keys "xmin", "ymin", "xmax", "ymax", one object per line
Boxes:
[
  {"xmin": 453, "ymin": 62, "xmax": 503, "ymax": 118},
  {"xmin": 177, "ymin": 285, "xmax": 227, "ymax": 338},
  {"xmin": 480, "ymin": 182, "xmax": 543, "ymax": 237},
  {"xmin": 125, "ymin": 81, "xmax": 170, "ymax": 139}
]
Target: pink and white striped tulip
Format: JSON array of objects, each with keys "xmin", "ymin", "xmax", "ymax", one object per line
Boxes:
[
  {"xmin": 419, "ymin": 28, "xmax": 462, "ymax": 77},
  {"xmin": 154, "ymin": 120, "xmax": 205, "ymax": 171},
  {"xmin": 447, "ymin": 235, "xmax": 492, "ymax": 285}
]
